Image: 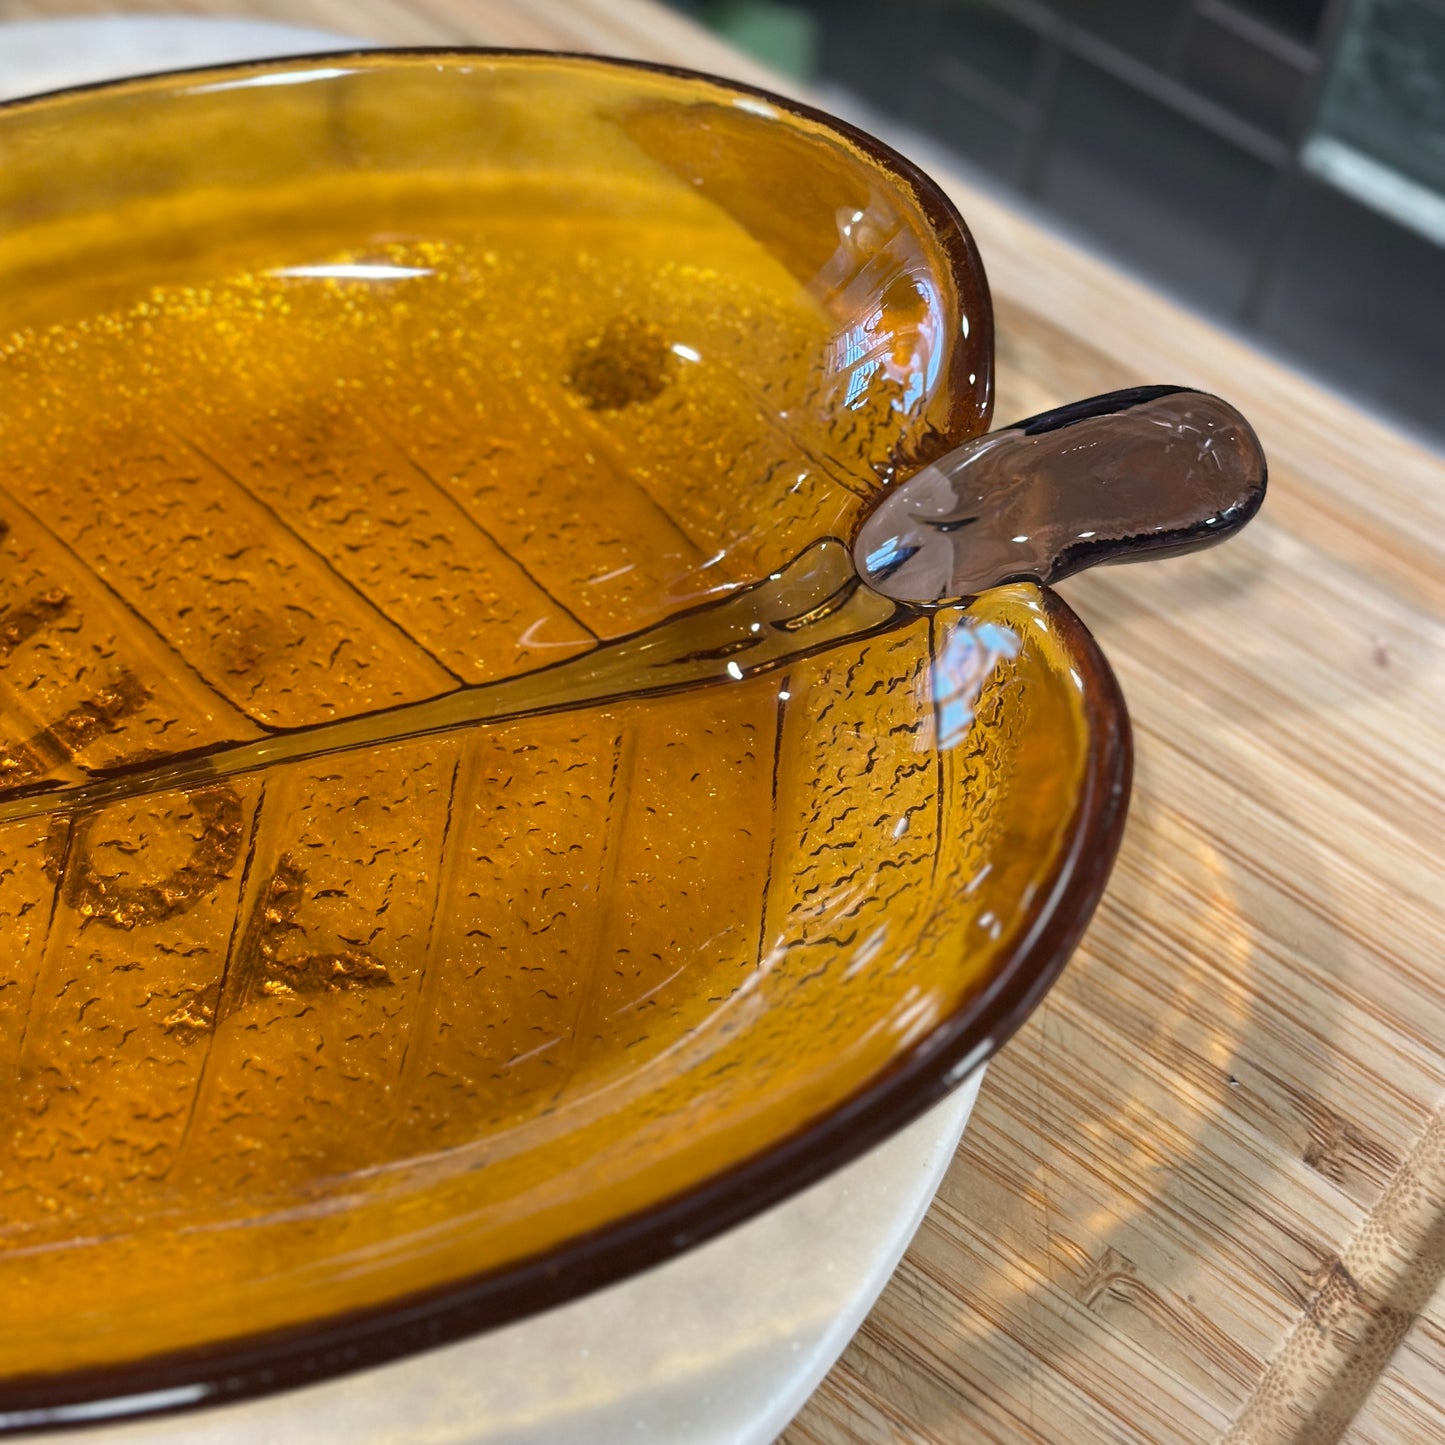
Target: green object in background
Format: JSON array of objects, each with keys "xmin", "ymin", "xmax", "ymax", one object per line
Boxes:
[{"xmin": 702, "ymin": 0, "xmax": 819, "ymax": 80}]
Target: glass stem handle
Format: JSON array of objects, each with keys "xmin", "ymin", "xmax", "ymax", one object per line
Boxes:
[{"xmin": 854, "ymin": 385, "xmax": 1267, "ymax": 603}]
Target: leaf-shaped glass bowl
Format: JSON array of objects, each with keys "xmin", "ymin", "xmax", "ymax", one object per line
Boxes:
[{"xmin": 0, "ymin": 51, "xmax": 1176, "ymax": 1424}]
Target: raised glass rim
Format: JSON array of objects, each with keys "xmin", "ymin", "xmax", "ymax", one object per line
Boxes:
[{"xmin": 0, "ymin": 48, "xmax": 1129, "ymax": 1431}]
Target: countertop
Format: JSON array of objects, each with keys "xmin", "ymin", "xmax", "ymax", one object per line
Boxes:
[{"xmin": 1, "ymin": 2, "xmax": 1442, "ymax": 1442}]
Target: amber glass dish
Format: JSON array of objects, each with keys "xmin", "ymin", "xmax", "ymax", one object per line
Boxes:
[{"xmin": 0, "ymin": 52, "xmax": 1128, "ymax": 1423}]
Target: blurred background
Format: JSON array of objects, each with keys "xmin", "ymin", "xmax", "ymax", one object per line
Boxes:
[{"xmin": 664, "ymin": 0, "xmax": 1444, "ymax": 447}]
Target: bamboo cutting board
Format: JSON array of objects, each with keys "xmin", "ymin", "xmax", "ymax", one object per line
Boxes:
[{"xmin": 0, "ymin": 3, "xmax": 1441, "ymax": 1442}]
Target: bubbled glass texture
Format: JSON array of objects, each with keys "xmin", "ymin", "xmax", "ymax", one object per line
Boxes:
[{"xmin": 0, "ymin": 55, "xmax": 1102, "ymax": 1392}]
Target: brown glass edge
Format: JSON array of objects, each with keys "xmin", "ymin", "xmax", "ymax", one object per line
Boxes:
[
  {"xmin": 0, "ymin": 50, "xmax": 1113, "ymax": 1433},
  {"xmin": 1, "ymin": 591, "xmax": 1131, "ymax": 1434}
]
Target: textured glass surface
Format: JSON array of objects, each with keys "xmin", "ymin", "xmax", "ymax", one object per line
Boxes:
[{"xmin": 0, "ymin": 54, "xmax": 1121, "ymax": 1399}]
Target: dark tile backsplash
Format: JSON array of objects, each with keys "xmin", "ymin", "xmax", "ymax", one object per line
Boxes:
[
  {"xmin": 919, "ymin": 66, "xmax": 1031, "ymax": 179},
  {"xmin": 1047, "ymin": 0, "xmax": 1188, "ymax": 65},
  {"xmin": 677, "ymin": 0, "xmax": 1444, "ymax": 446},
  {"xmin": 1312, "ymin": 0, "xmax": 1445, "ymax": 199},
  {"xmin": 810, "ymin": 0, "xmax": 931, "ymax": 111},
  {"xmin": 1260, "ymin": 176, "xmax": 1445, "ymax": 424},
  {"xmin": 1039, "ymin": 57, "xmax": 1279, "ymax": 310},
  {"xmin": 1228, "ymin": 0, "xmax": 1332, "ymax": 42},
  {"xmin": 933, "ymin": 1, "xmax": 1042, "ymax": 98},
  {"xmin": 1183, "ymin": 13, "xmax": 1309, "ymax": 136}
]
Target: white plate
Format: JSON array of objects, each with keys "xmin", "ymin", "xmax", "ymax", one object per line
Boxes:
[
  {"xmin": 0, "ymin": 19, "xmax": 983, "ymax": 1443},
  {"xmin": 24, "ymin": 1078, "xmax": 980, "ymax": 1445},
  {"xmin": 0, "ymin": 16, "xmax": 376, "ymax": 100}
]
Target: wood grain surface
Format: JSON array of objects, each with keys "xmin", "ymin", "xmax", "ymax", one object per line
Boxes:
[{"xmin": 1, "ymin": 2, "xmax": 1442, "ymax": 1442}]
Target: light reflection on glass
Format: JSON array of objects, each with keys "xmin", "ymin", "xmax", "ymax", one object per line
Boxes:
[
  {"xmin": 188, "ymin": 68, "xmax": 355, "ymax": 95},
  {"xmin": 269, "ymin": 264, "xmax": 434, "ymax": 281},
  {"xmin": 813, "ymin": 187, "xmax": 946, "ymax": 425},
  {"xmin": 931, "ymin": 621, "xmax": 1021, "ymax": 750}
]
